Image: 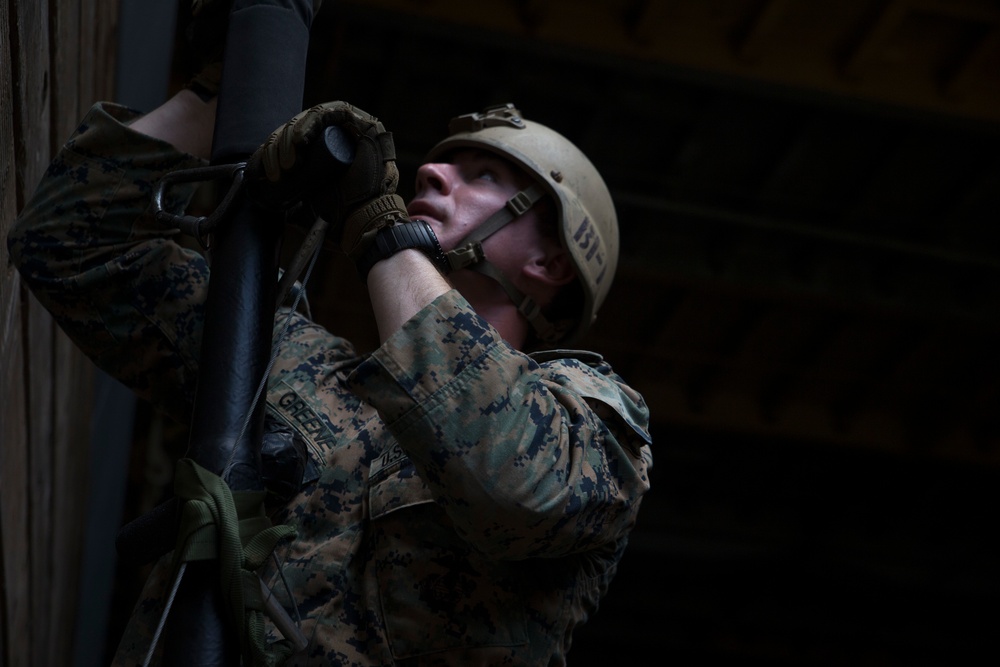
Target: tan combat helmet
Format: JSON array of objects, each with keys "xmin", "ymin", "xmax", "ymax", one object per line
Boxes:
[{"xmin": 426, "ymin": 103, "xmax": 619, "ymax": 347}]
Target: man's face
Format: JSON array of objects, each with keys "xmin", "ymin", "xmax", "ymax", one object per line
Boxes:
[{"xmin": 406, "ymin": 149, "xmax": 549, "ymax": 280}]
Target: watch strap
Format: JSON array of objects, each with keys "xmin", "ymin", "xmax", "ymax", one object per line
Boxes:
[{"xmin": 356, "ymin": 219, "xmax": 450, "ymax": 281}]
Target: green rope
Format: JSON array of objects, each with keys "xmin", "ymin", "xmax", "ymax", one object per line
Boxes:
[{"xmin": 172, "ymin": 458, "xmax": 298, "ymax": 666}]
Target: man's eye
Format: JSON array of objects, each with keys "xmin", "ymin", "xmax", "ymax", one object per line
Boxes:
[{"xmin": 476, "ymin": 169, "xmax": 498, "ymax": 182}]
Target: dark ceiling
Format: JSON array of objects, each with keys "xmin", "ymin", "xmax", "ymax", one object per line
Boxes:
[{"xmin": 164, "ymin": 1, "xmax": 1000, "ymax": 664}]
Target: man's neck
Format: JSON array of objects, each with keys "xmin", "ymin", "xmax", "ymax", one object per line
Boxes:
[{"xmin": 447, "ymin": 270, "xmax": 529, "ymax": 349}]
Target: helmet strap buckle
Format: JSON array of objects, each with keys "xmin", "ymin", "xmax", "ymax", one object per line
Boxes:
[
  {"xmin": 447, "ymin": 242, "xmax": 487, "ymax": 272},
  {"xmin": 506, "ymin": 190, "xmax": 535, "ymax": 216}
]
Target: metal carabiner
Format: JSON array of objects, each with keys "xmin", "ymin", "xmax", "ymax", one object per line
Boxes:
[{"xmin": 151, "ymin": 162, "xmax": 247, "ymax": 247}]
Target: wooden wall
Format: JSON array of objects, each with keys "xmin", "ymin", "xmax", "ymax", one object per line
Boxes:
[{"xmin": 1, "ymin": 1, "xmax": 119, "ymax": 665}]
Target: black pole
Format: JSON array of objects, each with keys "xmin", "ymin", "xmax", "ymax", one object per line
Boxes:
[{"xmin": 161, "ymin": 2, "xmax": 316, "ymax": 665}]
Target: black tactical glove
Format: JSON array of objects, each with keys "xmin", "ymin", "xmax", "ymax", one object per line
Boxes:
[{"xmin": 245, "ymin": 101, "xmax": 409, "ymax": 260}]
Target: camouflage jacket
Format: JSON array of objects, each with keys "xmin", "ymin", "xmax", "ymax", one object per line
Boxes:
[{"xmin": 8, "ymin": 103, "xmax": 653, "ymax": 666}]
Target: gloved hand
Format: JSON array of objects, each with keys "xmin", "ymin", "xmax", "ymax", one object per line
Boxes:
[{"xmin": 246, "ymin": 101, "xmax": 409, "ymax": 260}]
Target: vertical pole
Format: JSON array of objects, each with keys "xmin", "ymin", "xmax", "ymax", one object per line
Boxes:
[{"xmin": 161, "ymin": 2, "xmax": 315, "ymax": 664}]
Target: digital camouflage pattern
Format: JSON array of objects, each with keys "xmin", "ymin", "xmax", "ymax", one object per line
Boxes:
[{"xmin": 8, "ymin": 103, "xmax": 653, "ymax": 666}]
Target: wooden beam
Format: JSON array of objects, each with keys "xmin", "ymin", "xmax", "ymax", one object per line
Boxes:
[
  {"xmin": 625, "ymin": 0, "xmax": 667, "ymax": 46},
  {"xmin": 943, "ymin": 25, "xmax": 1000, "ymax": 98},
  {"xmin": 2, "ymin": 1, "xmax": 118, "ymax": 664},
  {"xmin": 517, "ymin": 0, "xmax": 547, "ymax": 31},
  {"xmin": 842, "ymin": 0, "xmax": 912, "ymax": 80},
  {"xmin": 0, "ymin": 0, "xmax": 25, "ymax": 662},
  {"xmin": 732, "ymin": 0, "xmax": 794, "ymax": 63},
  {"xmin": 913, "ymin": 0, "xmax": 1000, "ymax": 22}
]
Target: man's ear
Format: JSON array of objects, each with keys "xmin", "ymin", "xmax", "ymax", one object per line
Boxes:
[{"xmin": 522, "ymin": 246, "xmax": 575, "ymax": 287}]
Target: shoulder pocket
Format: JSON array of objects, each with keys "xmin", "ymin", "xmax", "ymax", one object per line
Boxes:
[{"xmin": 368, "ymin": 442, "xmax": 434, "ymax": 519}]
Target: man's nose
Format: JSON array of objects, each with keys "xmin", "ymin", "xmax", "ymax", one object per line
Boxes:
[{"xmin": 415, "ymin": 162, "xmax": 454, "ymax": 194}]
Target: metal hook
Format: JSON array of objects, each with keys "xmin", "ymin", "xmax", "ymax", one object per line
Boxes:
[{"xmin": 151, "ymin": 162, "xmax": 247, "ymax": 247}]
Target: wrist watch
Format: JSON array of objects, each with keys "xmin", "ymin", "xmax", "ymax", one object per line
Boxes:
[{"xmin": 357, "ymin": 219, "xmax": 451, "ymax": 281}]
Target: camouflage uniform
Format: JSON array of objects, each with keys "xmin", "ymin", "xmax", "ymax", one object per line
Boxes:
[{"xmin": 8, "ymin": 102, "xmax": 653, "ymax": 666}]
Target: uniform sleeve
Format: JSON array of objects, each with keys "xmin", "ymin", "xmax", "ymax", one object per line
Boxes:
[
  {"xmin": 348, "ymin": 290, "xmax": 653, "ymax": 560},
  {"xmin": 7, "ymin": 102, "xmax": 210, "ymax": 422}
]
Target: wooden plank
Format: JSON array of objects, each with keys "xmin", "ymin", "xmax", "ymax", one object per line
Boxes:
[
  {"xmin": 0, "ymin": 332, "xmax": 29, "ymax": 667},
  {"xmin": 10, "ymin": 0, "xmax": 50, "ymax": 209},
  {"xmin": 78, "ymin": 0, "xmax": 97, "ymax": 108},
  {"xmin": 0, "ymin": 0, "xmax": 32, "ymax": 662},
  {"xmin": 78, "ymin": 0, "xmax": 118, "ymax": 109},
  {"xmin": 624, "ymin": 0, "xmax": 665, "ymax": 45},
  {"xmin": 97, "ymin": 0, "xmax": 120, "ymax": 102},
  {"xmin": 44, "ymin": 1, "xmax": 121, "ymax": 661},
  {"xmin": 915, "ymin": 0, "xmax": 1000, "ymax": 21},
  {"xmin": 842, "ymin": 0, "xmax": 912, "ymax": 80},
  {"xmin": 1, "ymin": 0, "xmax": 55, "ymax": 664},
  {"xmin": 51, "ymin": 2, "xmax": 118, "ymax": 662},
  {"xmin": 50, "ymin": 0, "xmax": 81, "ymax": 142},
  {"xmin": 26, "ymin": 296, "xmax": 54, "ymax": 665},
  {"xmin": 12, "ymin": 0, "xmax": 54, "ymax": 661},
  {"xmin": 732, "ymin": 0, "xmax": 794, "ymax": 63},
  {"xmin": 942, "ymin": 25, "xmax": 1000, "ymax": 99},
  {"xmin": 51, "ymin": 329, "xmax": 94, "ymax": 664},
  {"xmin": 0, "ymin": 1, "xmax": 18, "ymax": 378},
  {"xmin": 46, "ymin": 1, "xmax": 83, "ymax": 661}
]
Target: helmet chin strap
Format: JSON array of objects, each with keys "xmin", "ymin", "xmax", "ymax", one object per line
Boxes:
[{"xmin": 443, "ymin": 184, "xmax": 571, "ymax": 344}]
